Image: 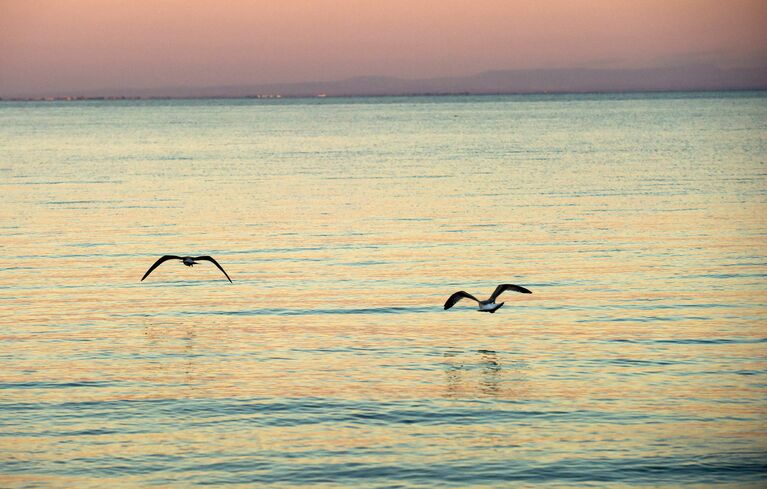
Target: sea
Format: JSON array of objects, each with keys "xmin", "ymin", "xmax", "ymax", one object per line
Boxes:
[{"xmin": 0, "ymin": 92, "xmax": 765, "ymax": 488}]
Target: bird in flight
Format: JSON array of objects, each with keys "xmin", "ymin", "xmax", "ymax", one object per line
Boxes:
[
  {"xmin": 140, "ymin": 255, "xmax": 233, "ymax": 283},
  {"xmin": 444, "ymin": 283, "xmax": 531, "ymax": 313}
]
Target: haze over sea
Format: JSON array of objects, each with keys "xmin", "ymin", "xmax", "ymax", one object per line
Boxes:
[{"xmin": 1, "ymin": 92, "xmax": 765, "ymax": 488}]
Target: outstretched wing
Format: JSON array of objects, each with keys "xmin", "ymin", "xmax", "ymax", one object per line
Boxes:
[
  {"xmin": 141, "ymin": 255, "xmax": 182, "ymax": 281},
  {"xmin": 444, "ymin": 291, "xmax": 480, "ymax": 310},
  {"xmin": 489, "ymin": 283, "xmax": 532, "ymax": 301},
  {"xmin": 194, "ymin": 256, "xmax": 233, "ymax": 283}
]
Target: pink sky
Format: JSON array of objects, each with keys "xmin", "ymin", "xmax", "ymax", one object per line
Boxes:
[{"xmin": 1, "ymin": 0, "xmax": 766, "ymax": 96}]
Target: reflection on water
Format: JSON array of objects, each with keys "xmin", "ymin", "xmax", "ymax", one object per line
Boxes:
[
  {"xmin": 1, "ymin": 93, "xmax": 766, "ymax": 488},
  {"xmin": 443, "ymin": 349, "xmax": 527, "ymax": 399}
]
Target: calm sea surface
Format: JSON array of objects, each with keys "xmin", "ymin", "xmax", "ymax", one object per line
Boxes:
[{"xmin": 1, "ymin": 93, "xmax": 765, "ymax": 488}]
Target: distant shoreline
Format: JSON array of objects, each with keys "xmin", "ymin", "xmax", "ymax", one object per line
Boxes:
[
  {"xmin": 2, "ymin": 88, "xmax": 766, "ymax": 103},
  {"xmin": 3, "ymin": 65, "xmax": 766, "ymax": 102}
]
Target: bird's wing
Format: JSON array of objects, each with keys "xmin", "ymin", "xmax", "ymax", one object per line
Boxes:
[
  {"xmin": 140, "ymin": 255, "xmax": 182, "ymax": 281},
  {"xmin": 489, "ymin": 283, "xmax": 532, "ymax": 301},
  {"xmin": 444, "ymin": 291, "xmax": 480, "ymax": 310},
  {"xmin": 194, "ymin": 256, "xmax": 233, "ymax": 283}
]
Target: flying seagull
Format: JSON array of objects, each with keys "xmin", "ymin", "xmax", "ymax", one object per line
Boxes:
[
  {"xmin": 444, "ymin": 284, "xmax": 531, "ymax": 313},
  {"xmin": 140, "ymin": 255, "xmax": 233, "ymax": 283}
]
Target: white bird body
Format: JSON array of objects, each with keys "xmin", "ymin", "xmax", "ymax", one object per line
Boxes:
[{"xmin": 478, "ymin": 301, "xmax": 504, "ymax": 312}]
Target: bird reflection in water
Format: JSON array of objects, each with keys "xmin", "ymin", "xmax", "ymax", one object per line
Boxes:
[
  {"xmin": 142, "ymin": 320, "xmax": 200, "ymax": 393},
  {"xmin": 477, "ymin": 349, "xmax": 502, "ymax": 396},
  {"xmin": 443, "ymin": 349, "xmax": 499, "ymax": 398}
]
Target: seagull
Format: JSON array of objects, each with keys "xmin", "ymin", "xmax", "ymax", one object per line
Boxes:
[
  {"xmin": 140, "ymin": 255, "xmax": 233, "ymax": 283},
  {"xmin": 444, "ymin": 284, "xmax": 531, "ymax": 313}
]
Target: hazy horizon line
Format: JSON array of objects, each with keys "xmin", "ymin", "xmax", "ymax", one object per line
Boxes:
[
  {"xmin": 5, "ymin": 88, "xmax": 767, "ymax": 103},
  {"xmin": 3, "ymin": 64, "xmax": 766, "ymax": 100}
]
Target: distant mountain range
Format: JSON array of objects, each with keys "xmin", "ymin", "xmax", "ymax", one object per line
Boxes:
[{"xmin": 6, "ymin": 64, "xmax": 767, "ymax": 99}]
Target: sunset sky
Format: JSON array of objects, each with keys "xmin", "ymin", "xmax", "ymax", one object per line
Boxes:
[{"xmin": 1, "ymin": 0, "xmax": 766, "ymax": 96}]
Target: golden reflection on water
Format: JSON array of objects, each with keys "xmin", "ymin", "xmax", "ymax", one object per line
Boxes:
[{"xmin": 1, "ymin": 95, "xmax": 766, "ymax": 487}]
